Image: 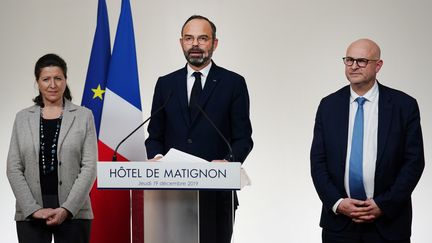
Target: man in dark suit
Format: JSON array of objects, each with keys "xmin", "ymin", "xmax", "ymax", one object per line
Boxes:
[
  {"xmin": 145, "ymin": 15, "xmax": 253, "ymax": 243},
  {"xmin": 311, "ymin": 39, "xmax": 424, "ymax": 243}
]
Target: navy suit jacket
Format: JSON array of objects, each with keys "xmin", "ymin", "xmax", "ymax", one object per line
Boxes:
[
  {"xmin": 145, "ymin": 62, "xmax": 253, "ymax": 164},
  {"xmin": 311, "ymin": 82, "xmax": 424, "ymax": 241}
]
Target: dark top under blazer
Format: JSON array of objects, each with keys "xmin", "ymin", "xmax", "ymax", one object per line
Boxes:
[
  {"xmin": 310, "ymin": 82, "xmax": 424, "ymax": 241},
  {"xmin": 145, "ymin": 62, "xmax": 253, "ymax": 163}
]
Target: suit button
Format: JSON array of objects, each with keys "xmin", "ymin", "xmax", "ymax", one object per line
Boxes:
[
  {"xmin": 58, "ymin": 161, "xmax": 62, "ymax": 166},
  {"xmin": 187, "ymin": 138, "xmax": 193, "ymax": 144},
  {"xmin": 59, "ymin": 181, "xmax": 62, "ymax": 186}
]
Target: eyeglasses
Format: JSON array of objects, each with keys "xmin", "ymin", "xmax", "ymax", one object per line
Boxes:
[
  {"xmin": 182, "ymin": 35, "xmax": 211, "ymax": 45},
  {"xmin": 342, "ymin": 57, "xmax": 379, "ymax": 68}
]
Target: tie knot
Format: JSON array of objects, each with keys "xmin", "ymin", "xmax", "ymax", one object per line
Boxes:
[
  {"xmin": 193, "ymin": 72, "xmax": 202, "ymax": 80},
  {"xmin": 356, "ymin": 97, "xmax": 366, "ymax": 106}
]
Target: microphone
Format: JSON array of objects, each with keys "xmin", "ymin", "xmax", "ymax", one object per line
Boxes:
[
  {"xmin": 194, "ymin": 103, "xmax": 235, "ymax": 162},
  {"xmin": 112, "ymin": 91, "xmax": 172, "ymax": 161}
]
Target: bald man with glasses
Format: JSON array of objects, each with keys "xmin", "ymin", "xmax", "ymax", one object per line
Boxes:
[{"xmin": 311, "ymin": 38, "xmax": 424, "ymax": 243}]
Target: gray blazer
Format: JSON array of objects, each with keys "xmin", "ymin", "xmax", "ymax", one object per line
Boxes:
[{"xmin": 6, "ymin": 100, "xmax": 97, "ymax": 221}]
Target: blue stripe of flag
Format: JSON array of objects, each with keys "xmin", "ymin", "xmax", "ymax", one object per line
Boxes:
[
  {"xmin": 81, "ymin": 0, "xmax": 111, "ymax": 136},
  {"xmin": 106, "ymin": 0, "xmax": 142, "ymax": 111}
]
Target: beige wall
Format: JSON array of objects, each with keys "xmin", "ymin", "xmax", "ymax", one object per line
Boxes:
[{"xmin": 1, "ymin": 0, "xmax": 431, "ymax": 242}]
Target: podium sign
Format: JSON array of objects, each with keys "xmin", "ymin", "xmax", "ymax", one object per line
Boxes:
[{"xmin": 97, "ymin": 161, "xmax": 241, "ymax": 190}]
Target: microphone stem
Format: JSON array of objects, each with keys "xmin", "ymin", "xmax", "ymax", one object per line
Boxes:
[
  {"xmin": 112, "ymin": 92, "xmax": 172, "ymax": 161},
  {"xmin": 195, "ymin": 104, "xmax": 234, "ymax": 161},
  {"xmin": 113, "ymin": 115, "xmax": 151, "ymax": 158}
]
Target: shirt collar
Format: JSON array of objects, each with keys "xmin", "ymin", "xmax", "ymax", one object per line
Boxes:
[
  {"xmin": 350, "ymin": 80, "xmax": 379, "ymax": 104},
  {"xmin": 187, "ymin": 62, "xmax": 212, "ymax": 79}
]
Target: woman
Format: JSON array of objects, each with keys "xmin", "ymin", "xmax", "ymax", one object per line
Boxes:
[{"xmin": 6, "ymin": 54, "xmax": 97, "ymax": 243}]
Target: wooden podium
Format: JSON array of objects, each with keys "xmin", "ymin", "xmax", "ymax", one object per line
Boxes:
[{"xmin": 97, "ymin": 161, "xmax": 241, "ymax": 243}]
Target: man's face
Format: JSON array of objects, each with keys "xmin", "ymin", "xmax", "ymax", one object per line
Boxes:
[
  {"xmin": 180, "ymin": 19, "xmax": 218, "ymax": 69},
  {"xmin": 345, "ymin": 41, "xmax": 382, "ymax": 87}
]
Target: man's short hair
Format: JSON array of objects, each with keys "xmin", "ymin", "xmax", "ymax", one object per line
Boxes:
[{"xmin": 181, "ymin": 15, "xmax": 217, "ymax": 40}]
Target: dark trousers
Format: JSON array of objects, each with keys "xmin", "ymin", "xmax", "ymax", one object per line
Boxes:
[
  {"xmin": 322, "ymin": 222, "xmax": 410, "ymax": 243},
  {"xmin": 16, "ymin": 219, "xmax": 91, "ymax": 243},
  {"xmin": 199, "ymin": 191, "xmax": 236, "ymax": 243}
]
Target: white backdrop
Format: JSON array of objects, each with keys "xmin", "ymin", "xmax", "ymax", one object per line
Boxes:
[{"xmin": 1, "ymin": 0, "xmax": 431, "ymax": 242}]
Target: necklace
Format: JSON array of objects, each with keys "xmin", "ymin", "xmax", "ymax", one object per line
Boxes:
[{"xmin": 40, "ymin": 106, "xmax": 63, "ymax": 175}]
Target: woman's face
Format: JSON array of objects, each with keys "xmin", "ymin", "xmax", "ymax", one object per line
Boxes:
[{"xmin": 37, "ymin": 66, "xmax": 66, "ymax": 105}]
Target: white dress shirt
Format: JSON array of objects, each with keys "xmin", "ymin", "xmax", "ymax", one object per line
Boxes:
[
  {"xmin": 332, "ymin": 81, "xmax": 379, "ymax": 213},
  {"xmin": 186, "ymin": 62, "xmax": 212, "ymax": 104}
]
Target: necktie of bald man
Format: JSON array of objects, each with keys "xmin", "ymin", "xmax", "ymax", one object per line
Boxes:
[
  {"xmin": 349, "ymin": 97, "xmax": 367, "ymax": 200},
  {"xmin": 189, "ymin": 72, "xmax": 202, "ymax": 118}
]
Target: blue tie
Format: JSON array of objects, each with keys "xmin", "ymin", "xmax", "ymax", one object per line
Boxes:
[{"xmin": 349, "ymin": 97, "xmax": 367, "ymax": 200}]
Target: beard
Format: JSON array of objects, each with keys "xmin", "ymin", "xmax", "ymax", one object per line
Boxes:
[{"xmin": 183, "ymin": 46, "xmax": 214, "ymax": 67}]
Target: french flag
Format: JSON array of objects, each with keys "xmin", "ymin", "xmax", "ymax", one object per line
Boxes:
[{"xmin": 82, "ymin": 0, "xmax": 145, "ymax": 242}]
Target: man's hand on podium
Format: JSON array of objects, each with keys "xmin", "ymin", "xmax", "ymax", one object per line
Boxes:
[{"xmin": 148, "ymin": 155, "xmax": 163, "ymax": 162}]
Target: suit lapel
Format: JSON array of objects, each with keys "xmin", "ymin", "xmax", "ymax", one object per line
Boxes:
[
  {"xmin": 377, "ymin": 84, "xmax": 392, "ymax": 167},
  {"xmin": 337, "ymin": 87, "xmax": 350, "ymax": 169},
  {"xmin": 58, "ymin": 101, "xmax": 76, "ymax": 151},
  {"xmin": 190, "ymin": 64, "xmax": 220, "ymax": 124},
  {"xmin": 29, "ymin": 106, "xmax": 40, "ymax": 159},
  {"xmin": 175, "ymin": 67, "xmax": 191, "ymax": 126}
]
